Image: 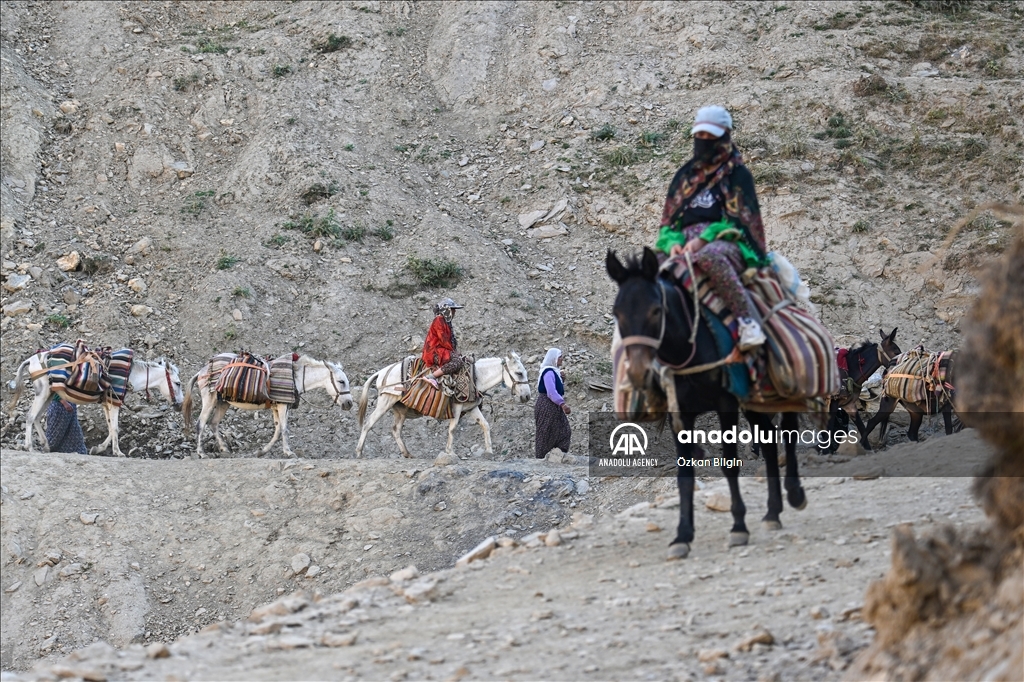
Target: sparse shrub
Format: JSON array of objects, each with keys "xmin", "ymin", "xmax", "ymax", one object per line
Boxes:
[
  {"xmin": 752, "ymin": 164, "xmax": 788, "ymax": 186},
  {"xmin": 196, "ymin": 38, "xmax": 229, "ymax": 54},
  {"xmin": 852, "ymin": 219, "xmax": 870, "ymax": 233},
  {"xmin": 908, "ymin": 0, "xmax": 971, "ymax": 15},
  {"xmin": 232, "ymin": 286, "xmax": 251, "ymax": 298},
  {"xmin": 182, "ymin": 190, "xmax": 216, "ymax": 217},
  {"xmin": 53, "ymin": 117, "xmax": 72, "ymax": 134},
  {"xmin": 780, "ymin": 136, "xmax": 807, "ymax": 158},
  {"xmin": 47, "ymin": 313, "xmax": 72, "ymax": 329},
  {"xmin": 265, "ymin": 233, "xmax": 289, "ymax": 247},
  {"xmin": 286, "ymin": 116, "xmax": 297, "ymax": 125},
  {"xmin": 283, "ymin": 208, "xmax": 341, "ymax": 239},
  {"xmin": 394, "ymin": 144, "xmax": 409, "ymax": 153},
  {"xmin": 173, "ymin": 73, "xmax": 201, "ymax": 91},
  {"xmin": 272, "ymin": 64, "xmax": 291, "ymax": 78},
  {"xmin": 407, "ymin": 256, "xmax": 464, "ymax": 287},
  {"xmin": 591, "ymin": 124, "xmax": 616, "ymax": 141},
  {"xmin": 216, "ymin": 252, "xmax": 239, "ymax": 270},
  {"xmin": 374, "ymin": 224, "xmax": 394, "ymax": 241},
  {"xmin": 605, "ymin": 146, "xmax": 640, "ymax": 166},
  {"xmin": 341, "ymin": 223, "xmax": 366, "ymax": 242},
  {"xmin": 853, "ymin": 74, "xmax": 889, "ymax": 97},
  {"xmin": 639, "ymin": 131, "xmax": 665, "ymax": 147},
  {"xmin": 300, "ymin": 182, "xmax": 338, "ymax": 205},
  {"xmin": 344, "ymin": 143, "xmax": 355, "ymax": 151},
  {"xmin": 314, "ymin": 33, "xmax": 352, "ymax": 53},
  {"xmin": 224, "ymin": 326, "xmax": 237, "ymax": 340},
  {"xmin": 834, "ymin": 138, "xmax": 854, "ymax": 149}
]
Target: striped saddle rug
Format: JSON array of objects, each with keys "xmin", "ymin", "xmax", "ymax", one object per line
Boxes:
[
  {"xmin": 267, "ymin": 354, "xmax": 298, "ymax": 406},
  {"xmin": 40, "ymin": 340, "xmax": 134, "ymax": 405},
  {"xmin": 658, "ymin": 258, "xmax": 839, "ymax": 402},
  {"xmin": 883, "ymin": 347, "xmax": 954, "ymax": 404},
  {"xmin": 214, "ymin": 352, "xmax": 270, "ymax": 405},
  {"xmin": 398, "ymin": 356, "xmax": 453, "ymax": 420}
]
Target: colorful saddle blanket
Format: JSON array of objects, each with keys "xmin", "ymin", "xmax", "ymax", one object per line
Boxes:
[
  {"xmin": 267, "ymin": 354, "xmax": 299, "ymax": 405},
  {"xmin": 214, "ymin": 351, "xmax": 270, "ymax": 405},
  {"xmin": 399, "ymin": 356, "xmax": 454, "ymax": 420},
  {"xmin": 883, "ymin": 347, "xmax": 954, "ymax": 405},
  {"xmin": 43, "ymin": 340, "xmax": 133, "ymax": 405}
]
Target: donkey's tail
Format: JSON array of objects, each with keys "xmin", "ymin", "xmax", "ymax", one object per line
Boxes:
[
  {"xmin": 357, "ymin": 371, "xmax": 380, "ymax": 428},
  {"xmin": 6, "ymin": 357, "xmax": 34, "ymax": 416},
  {"xmin": 182, "ymin": 371, "xmax": 201, "ymax": 437}
]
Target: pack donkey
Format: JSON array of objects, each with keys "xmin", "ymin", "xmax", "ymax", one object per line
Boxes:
[
  {"xmin": 183, "ymin": 353, "xmax": 352, "ymax": 458},
  {"xmin": 863, "ymin": 349, "xmax": 960, "ymax": 447},
  {"xmin": 824, "ymin": 329, "xmax": 901, "ymax": 450},
  {"xmin": 7, "ymin": 349, "xmax": 184, "ymax": 457},
  {"xmin": 356, "ymin": 353, "xmax": 531, "ymax": 458},
  {"xmin": 608, "ymin": 249, "xmax": 809, "ymax": 559}
]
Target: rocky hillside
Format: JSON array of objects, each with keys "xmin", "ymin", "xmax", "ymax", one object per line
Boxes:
[{"xmin": 1, "ymin": 0, "xmax": 1022, "ymax": 459}]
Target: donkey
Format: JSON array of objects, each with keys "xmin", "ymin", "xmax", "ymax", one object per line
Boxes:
[
  {"xmin": 862, "ymin": 351, "xmax": 959, "ymax": 447},
  {"xmin": 355, "ymin": 353, "xmax": 531, "ymax": 458},
  {"xmin": 607, "ymin": 248, "xmax": 807, "ymax": 559},
  {"xmin": 824, "ymin": 329, "xmax": 901, "ymax": 450},
  {"xmin": 183, "ymin": 354, "xmax": 352, "ymax": 458},
  {"xmin": 7, "ymin": 351, "xmax": 184, "ymax": 457}
]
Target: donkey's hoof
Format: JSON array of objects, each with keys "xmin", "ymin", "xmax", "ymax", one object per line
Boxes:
[
  {"xmin": 729, "ymin": 531, "xmax": 750, "ymax": 547},
  {"xmin": 762, "ymin": 519, "xmax": 783, "ymax": 531},
  {"xmin": 789, "ymin": 487, "xmax": 808, "ymax": 510},
  {"xmin": 667, "ymin": 543, "xmax": 691, "ymax": 560}
]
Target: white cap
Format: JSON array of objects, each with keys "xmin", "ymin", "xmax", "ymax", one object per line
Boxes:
[{"xmin": 691, "ymin": 105, "xmax": 733, "ymax": 137}]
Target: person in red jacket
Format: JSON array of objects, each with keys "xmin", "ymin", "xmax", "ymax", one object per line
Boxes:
[{"xmin": 421, "ymin": 298, "xmax": 465, "ymax": 389}]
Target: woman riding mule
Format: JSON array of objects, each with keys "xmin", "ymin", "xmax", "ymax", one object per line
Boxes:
[
  {"xmin": 656, "ymin": 105, "xmax": 768, "ymax": 352},
  {"xmin": 421, "ymin": 298, "xmax": 467, "ymax": 390}
]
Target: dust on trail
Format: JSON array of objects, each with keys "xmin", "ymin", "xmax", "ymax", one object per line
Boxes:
[{"xmin": 3, "ymin": 432, "xmax": 995, "ymax": 680}]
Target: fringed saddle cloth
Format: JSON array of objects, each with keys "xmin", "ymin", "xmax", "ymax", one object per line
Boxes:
[
  {"xmin": 883, "ymin": 347, "xmax": 954, "ymax": 405},
  {"xmin": 399, "ymin": 356, "xmax": 453, "ymax": 420},
  {"xmin": 37, "ymin": 340, "xmax": 134, "ymax": 405}
]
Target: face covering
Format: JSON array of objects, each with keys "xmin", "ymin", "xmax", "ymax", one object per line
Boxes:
[{"xmin": 693, "ymin": 133, "xmax": 730, "ymax": 162}]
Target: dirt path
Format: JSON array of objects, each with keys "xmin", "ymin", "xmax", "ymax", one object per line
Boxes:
[{"xmin": 3, "ymin": 432, "xmax": 992, "ymax": 679}]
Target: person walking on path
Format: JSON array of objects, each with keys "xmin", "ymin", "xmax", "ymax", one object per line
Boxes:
[
  {"xmin": 45, "ymin": 394, "xmax": 87, "ymax": 454},
  {"xmin": 534, "ymin": 348, "xmax": 571, "ymax": 459}
]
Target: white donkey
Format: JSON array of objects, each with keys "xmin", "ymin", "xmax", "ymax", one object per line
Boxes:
[
  {"xmin": 7, "ymin": 351, "xmax": 184, "ymax": 457},
  {"xmin": 183, "ymin": 354, "xmax": 353, "ymax": 458},
  {"xmin": 356, "ymin": 353, "xmax": 531, "ymax": 458}
]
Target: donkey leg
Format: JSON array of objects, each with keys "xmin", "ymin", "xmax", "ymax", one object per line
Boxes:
[
  {"xmin": 262, "ymin": 406, "xmax": 283, "ymax": 456},
  {"xmin": 355, "ymin": 396, "xmax": 395, "ymax": 457},
  {"xmin": 758, "ymin": 415, "xmax": 784, "ymax": 530},
  {"xmin": 445, "ymin": 404, "xmax": 464, "ymax": 455},
  {"xmin": 465, "ymin": 405, "xmax": 492, "ymax": 454},
  {"xmin": 906, "ymin": 404, "xmax": 925, "ymax": 442},
  {"xmin": 211, "ymin": 403, "xmax": 231, "ymax": 453},
  {"xmin": 942, "ymin": 402, "xmax": 955, "ymax": 435},
  {"xmin": 391, "ymin": 409, "xmax": 412, "ymax": 458},
  {"xmin": 279, "ymin": 407, "xmax": 296, "ymax": 458},
  {"xmin": 669, "ymin": 414, "xmax": 698, "ymax": 559},
  {"xmin": 863, "ymin": 396, "xmax": 897, "ymax": 449},
  {"xmin": 781, "ymin": 413, "xmax": 807, "ymax": 510},
  {"xmin": 194, "ymin": 393, "xmax": 217, "ymax": 458},
  {"xmin": 108, "ymin": 406, "xmax": 125, "ymax": 457},
  {"xmin": 90, "ymin": 404, "xmax": 115, "ymax": 456},
  {"xmin": 26, "ymin": 387, "xmax": 50, "ymax": 453}
]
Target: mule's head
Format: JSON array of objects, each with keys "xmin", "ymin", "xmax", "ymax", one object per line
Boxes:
[
  {"xmin": 156, "ymin": 358, "xmax": 185, "ymax": 410},
  {"xmin": 505, "ymin": 351, "xmax": 531, "ymax": 403},
  {"xmin": 607, "ymin": 248, "xmax": 663, "ymax": 390},
  {"xmin": 328, "ymin": 361, "xmax": 354, "ymax": 410},
  {"xmin": 878, "ymin": 328, "xmax": 901, "ymax": 367}
]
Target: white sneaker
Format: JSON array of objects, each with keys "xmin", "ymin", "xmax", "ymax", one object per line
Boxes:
[{"xmin": 738, "ymin": 317, "xmax": 766, "ymax": 351}]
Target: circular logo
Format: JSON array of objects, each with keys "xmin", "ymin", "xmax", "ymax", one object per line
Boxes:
[{"xmin": 609, "ymin": 422, "xmax": 648, "ymax": 455}]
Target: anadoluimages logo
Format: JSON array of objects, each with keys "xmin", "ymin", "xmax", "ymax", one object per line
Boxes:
[{"xmin": 609, "ymin": 422, "xmax": 648, "ymax": 456}]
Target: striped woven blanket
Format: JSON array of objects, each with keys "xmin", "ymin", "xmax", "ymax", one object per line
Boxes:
[
  {"xmin": 214, "ymin": 352, "xmax": 270, "ymax": 405},
  {"xmin": 267, "ymin": 355, "xmax": 298, "ymax": 405},
  {"xmin": 43, "ymin": 341, "xmax": 134, "ymax": 405},
  {"xmin": 883, "ymin": 347, "xmax": 953, "ymax": 404},
  {"xmin": 399, "ymin": 356, "xmax": 453, "ymax": 420}
]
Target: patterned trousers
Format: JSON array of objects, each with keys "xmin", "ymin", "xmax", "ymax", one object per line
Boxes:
[
  {"xmin": 683, "ymin": 224, "xmax": 753, "ymax": 319},
  {"xmin": 437, "ymin": 354, "xmax": 467, "ymax": 376},
  {"xmin": 46, "ymin": 400, "xmax": 87, "ymax": 454}
]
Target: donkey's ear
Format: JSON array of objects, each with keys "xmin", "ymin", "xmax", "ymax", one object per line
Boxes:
[
  {"xmin": 878, "ymin": 329, "xmax": 885, "ymax": 340},
  {"xmin": 606, "ymin": 250, "xmax": 628, "ymax": 284},
  {"xmin": 888, "ymin": 327, "xmax": 898, "ymax": 342},
  {"xmin": 641, "ymin": 247, "xmax": 660, "ymax": 281}
]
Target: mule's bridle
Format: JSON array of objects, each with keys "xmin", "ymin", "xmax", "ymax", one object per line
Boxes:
[
  {"xmin": 301, "ymin": 364, "xmax": 352, "ymax": 406},
  {"xmin": 143, "ymin": 363, "xmax": 175, "ymax": 403},
  {"xmin": 502, "ymin": 361, "xmax": 530, "ymax": 397},
  {"xmin": 877, "ymin": 344, "xmax": 895, "ymax": 367},
  {"xmin": 619, "ymin": 280, "xmax": 668, "ymax": 350}
]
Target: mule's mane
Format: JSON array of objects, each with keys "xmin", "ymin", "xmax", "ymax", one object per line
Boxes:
[{"xmin": 848, "ymin": 340, "xmax": 875, "ymax": 354}]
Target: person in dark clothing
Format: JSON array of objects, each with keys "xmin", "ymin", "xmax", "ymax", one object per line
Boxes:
[
  {"xmin": 534, "ymin": 348, "xmax": 571, "ymax": 459},
  {"xmin": 655, "ymin": 105, "xmax": 768, "ymax": 351},
  {"xmin": 45, "ymin": 394, "xmax": 87, "ymax": 454}
]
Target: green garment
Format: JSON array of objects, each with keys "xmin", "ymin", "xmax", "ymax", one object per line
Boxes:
[{"xmin": 654, "ymin": 220, "xmax": 767, "ymax": 268}]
